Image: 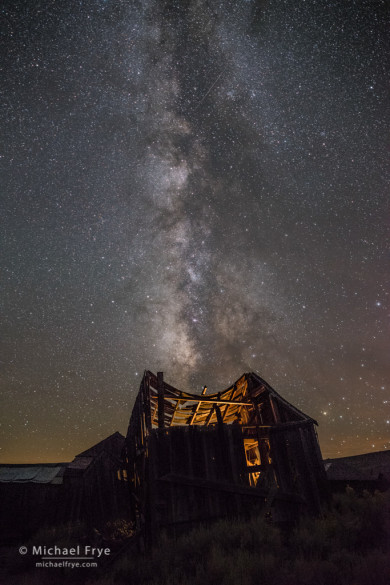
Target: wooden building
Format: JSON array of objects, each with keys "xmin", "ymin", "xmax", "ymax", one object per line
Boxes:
[
  {"xmin": 324, "ymin": 450, "xmax": 390, "ymax": 493},
  {"xmin": 0, "ymin": 432, "xmax": 129, "ymax": 542},
  {"xmin": 123, "ymin": 371, "xmax": 328, "ymax": 542}
]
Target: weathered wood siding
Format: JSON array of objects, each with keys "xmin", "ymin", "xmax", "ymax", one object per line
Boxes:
[{"xmin": 124, "ymin": 371, "xmax": 329, "ymax": 542}]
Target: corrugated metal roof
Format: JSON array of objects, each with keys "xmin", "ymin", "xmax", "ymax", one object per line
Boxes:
[{"xmin": 0, "ymin": 465, "xmax": 65, "ymax": 484}]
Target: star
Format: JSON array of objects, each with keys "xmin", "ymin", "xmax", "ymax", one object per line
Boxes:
[{"xmin": 0, "ymin": 0, "xmax": 388, "ymax": 462}]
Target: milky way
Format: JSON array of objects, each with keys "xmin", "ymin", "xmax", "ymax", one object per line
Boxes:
[{"xmin": 1, "ymin": 0, "xmax": 389, "ymax": 462}]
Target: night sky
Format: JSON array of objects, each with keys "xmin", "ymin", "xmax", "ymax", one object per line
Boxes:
[{"xmin": 1, "ymin": 0, "xmax": 389, "ymax": 463}]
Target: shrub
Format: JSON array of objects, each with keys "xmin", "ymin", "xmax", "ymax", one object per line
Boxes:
[{"xmin": 10, "ymin": 489, "xmax": 390, "ymax": 585}]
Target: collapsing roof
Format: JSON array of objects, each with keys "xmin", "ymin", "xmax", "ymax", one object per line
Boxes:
[
  {"xmin": 124, "ymin": 371, "xmax": 328, "ymax": 542},
  {"xmin": 143, "ymin": 371, "xmax": 317, "ymax": 428}
]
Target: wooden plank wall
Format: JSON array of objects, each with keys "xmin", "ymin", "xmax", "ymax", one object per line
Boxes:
[
  {"xmin": 138, "ymin": 422, "xmax": 327, "ymax": 540},
  {"xmin": 146, "ymin": 424, "xmax": 259, "ymax": 538},
  {"xmin": 124, "ymin": 372, "xmax": 329, "ymax": 541},
  {"xmin": 269, "ymin": 425, "xmax": 326, "ymax": 515}
]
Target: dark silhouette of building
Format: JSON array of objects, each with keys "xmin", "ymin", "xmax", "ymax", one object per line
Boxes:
[
  {"xmin": 124, "ymin": 371, "xmax": 329, "ymax": 542},
  {"xmin": 0, "ymin": 432, "xmax": 129, "ymax": 542}
]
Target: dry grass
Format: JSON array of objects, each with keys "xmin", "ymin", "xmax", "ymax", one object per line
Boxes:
[
  {"xmin": 95, "ymin": 489, "xmax": 390, "ymax": 585},
  {"xmin": 3, "ymin": 489, "xmax": 390, "ymax": 585}
]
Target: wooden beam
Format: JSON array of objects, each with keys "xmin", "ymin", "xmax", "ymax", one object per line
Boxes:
[
  {"xmin": 242, "ymin": 420, "xmax": 313, "ymax": 431},
  {"xmin": 214, "ymin": 404, "xmax": 224, "ymax": 426},
  {"xmin": 170, "ymin": 397, "xmax": 252, "ymax": 406},
  {"xmin": 246, "ymin": 464, "xmax": 270, "ymax": 473},
  {"xmin": 169, "ymin": 401, "xmax": 180, "ymax": 427},
  {"xmin": 144, "ymin": 374, "xmax": 152, "ymax": 433},
  {"xmin": 157, "ymin": 473, "xmax": 305, "ymax": 504},
  {"xmin": 157, "ymin": 371, "xmax": 164, "ymax": 429},
  {"xmin": 188, "ymin": 386, "xmax": 208, "ymax": 425},
  {"xmin": 205, "ymin": 406, "xmax": 215, "ymax": 426},
  {"xmin": 221, "ymin": 387, "xmax": 235, "ymax": 422},
  {"xmin": 269, "ymin": 396, "xmax": 280, "ymax": 423},
  {"xmin": 151, "ymin": 402, "xmax": 158, "ymax": 426}
]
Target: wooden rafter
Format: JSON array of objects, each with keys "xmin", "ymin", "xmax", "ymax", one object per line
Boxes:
[
  {"xmin": 221, "ymin": 387, "xmax": 236, "ymax": 421},
  {"xmin": 169, "ymin": 400, "xmax": 180, "ymax": 427},
  {"xmin": 166, "ymin": 397, "xmax": 252, "ymax": 406},
  {"xmin": 189, "ymin": 386, "xmax": 208, "ymax": 425}
]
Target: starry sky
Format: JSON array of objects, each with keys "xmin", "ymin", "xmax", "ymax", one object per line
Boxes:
[{"xmin": 1, "ymin": 0, "xmax": 389, "ymax": 463}]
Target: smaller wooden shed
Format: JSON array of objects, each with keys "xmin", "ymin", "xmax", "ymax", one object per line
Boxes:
[
  {"xmin": 0, "ymin": 432, "xmax": 129, "ymax": 542},
  {"xmin": 124, "ymin": 371, "xmax": 328, "ymax": 542}
]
